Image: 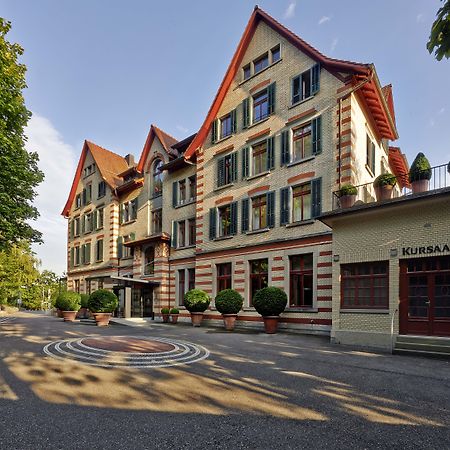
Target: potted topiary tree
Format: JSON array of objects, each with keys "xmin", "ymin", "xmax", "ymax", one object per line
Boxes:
[
  {"xmin": 88, "ymin": 289, "xmax": 118, "ymax": 326},
  {"xmin": 184, "ymin": 289, "xmax": 210, "ymax": 326},
  {"xmin": 56, "ymin": 291, "xmax": 81, "ymax": 322},
  {"xmin": 161, "ymin": 307, "xmax": 170, "ymax": 323},
  {"xmin": 252, "ymin": 287, "xmax": 287, "ymax": 334},
  {"xmin": 54, "ymin": 294, "xmax": 65, "ymax": 318},
  {"xmin": 373, "ymin": 173, "xmax": 397, "ymax": 201},
  {"xmin": 77, "ymin": 294, "xmax": 90, "ymax": 319},
  {"xmin": 338, "ymin": 183, "xmax": 358, "ymax": 208},
  {"xmin": 170, "ymin": 308, "xmax": 179, "ymax": 324},
  {"xmin": 215, "ymin": 289, "xmax": 243, "ymax": 331},
  {"xmin": 409, "ymin": 152, "xmax": 432, "ymax": 193}
]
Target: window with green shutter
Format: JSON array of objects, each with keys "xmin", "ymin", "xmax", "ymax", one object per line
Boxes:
[
  {"xmin": 212, "ymin": 119, "xmax": 218, "ymax": 144},
  {"xmin": 311, "ymin": 178, "xmax": 322, "ymax": 218},
  {"xmin": 209, "ymin": 208, "xmax": 217, "ymax": 240},
  {"xmin": 281, "ymin": 130, "xmax": 291, "ymax": 166},
  {"xmin": 292, "ymin": 64, "xmax": 320, "ymax": 105},
  {"xmin": 70, "ymin": 247, "xmax": 74, "ymax": 269},
  {"xmin": 242, "ymin": 98, "xmax": 250, "ymax": 128},
  {"xmin": 230, "ymin": 201, "xmax": 238, "ymax": 235},
  {"xmin": 85, "ymin": 243, "xmax": 91, "ymax": 264},
  {"xmin": 117, "ymin": 236, "xmax": 123, "ymax": 258},
  {"xmin": 171, "ymin": 221, "xmax": 177, "ymax": 248},
  {"xmin": 172, "ymin": 181, "xmax": 178, "ymax": 207},
  {"xmin": 241, "ymin": 198, "xmax": 249, "ymax": 232},
  {"xmin": 242, "ymin": 147, "xmax": 249, "ymax": 178},
  {"xmin": 280, "ymin": 187, "xmax": 290, "ymax": 225},
  {"xmin": 312, "ymin": 116, "xmax": 322, "ymax": 155},
  {"xmin": 267, "ymin": 82, "xmax": 276, "ymax": 115},
  {"xmin": 267, "ymin": 191, "xmax": 275, "ymax": 228},
  {"xmin": 266, "ymin": 136, "xmax": 275, "ymax": 171}
]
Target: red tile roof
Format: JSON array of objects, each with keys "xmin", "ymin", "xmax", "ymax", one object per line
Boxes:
[{"xmin": 389, "ymin": 146, "xmax": 410, "ymax": 189}]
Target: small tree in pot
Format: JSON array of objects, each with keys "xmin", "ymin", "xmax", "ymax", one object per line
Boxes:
[
  {"xmin": 215, "ymin": 289, "xmax": 243, "ymax": 331},
  {"xmin": 409, "ymin": 152, "xmax": 432, "ymax": 193},
  {"xmin": 373, "ymin": 173, "xmax": 397, "ymax": 201},
  {"xmin": 76, "ymin": 294, "xmax": 90, "ymax": 319},
  {"xmin": 170, "ymin": 308, "xmax": 179, "ymax": 324},
  {"xmin": 253, "ymin": 287, "xmax": 287, "ymax": 334},
  {"xmin": 161, "ymin": 307, "xmax": 170, "ymax": 323},
  {"xmin": 338, "ymin": 184, "xmax": 358, "ymax": 208},
  {"xmin": 56, "ymin": 291, "xmax": 81, "ymax": 322},
  {"xmin": 184, "ymin": 289, "xmax": 210, "ymax": 327},
  {"xmin": 88, "ymin": 289, "xmax": 118, "ymax": 326}
]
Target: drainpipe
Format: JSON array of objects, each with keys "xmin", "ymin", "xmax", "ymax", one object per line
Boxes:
[{"xmin": 336, "ymin": 71, "xmax": 374, "ymax": 189}]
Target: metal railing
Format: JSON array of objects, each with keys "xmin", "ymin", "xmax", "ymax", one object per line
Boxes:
[{"xmin": 333, "ymin": 162, "xmax": 450, "ymax": 210}]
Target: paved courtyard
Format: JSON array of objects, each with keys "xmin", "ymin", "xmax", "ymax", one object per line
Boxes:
[{"xmin": 0, "ymin": 312, "xmax": 449, "ymax": 449}]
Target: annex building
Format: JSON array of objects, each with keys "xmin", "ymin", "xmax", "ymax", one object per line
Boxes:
[{"xmin": 62, "ymin": 7, "xmax": 449, "ymax": 349}]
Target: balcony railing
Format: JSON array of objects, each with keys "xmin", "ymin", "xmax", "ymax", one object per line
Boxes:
[{"xmin": 332, "ymin": 162, "xmax": 450, "ymax": 210}]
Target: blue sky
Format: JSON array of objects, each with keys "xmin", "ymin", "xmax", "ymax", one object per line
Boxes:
[{"xmin": 1, "ymin": 0, "xmax": 449, "ymax": 274}]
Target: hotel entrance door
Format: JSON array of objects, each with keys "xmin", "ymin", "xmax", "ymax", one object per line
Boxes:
[{"xmin": 400, "ymin": 256, "xmax": 450, "ymax": 336}]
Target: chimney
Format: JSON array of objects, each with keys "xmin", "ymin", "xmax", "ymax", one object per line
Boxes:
[{"xmin": 125, "ymin": 154, "xmax": 135, "ymax": 167}]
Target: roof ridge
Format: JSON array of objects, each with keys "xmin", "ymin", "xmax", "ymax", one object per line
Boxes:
[
  {"xmin": 85, "ymin": 140, "xmax": 127, "ymax": 160},
  {"xmin": 152, "ymin": 124, "xmax": 179, "ymax": 143}
]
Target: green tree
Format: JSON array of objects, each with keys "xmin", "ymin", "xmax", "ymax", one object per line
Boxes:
[
  {"xmin": 428, "ymin": 0, "xmax": 450, "ymax": 60},
  {"xmin": 0, "ymin": 19, "xmax": 44, "ymax": 250}
]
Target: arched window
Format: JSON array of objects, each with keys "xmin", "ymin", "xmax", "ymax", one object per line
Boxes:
[
  {"xmin": 144, "ymin": 247, "xmax": 155, "ymax": 275},
  {"xmin": 152, "ymin": 159, "xmax": 163, "ymax": 197}
]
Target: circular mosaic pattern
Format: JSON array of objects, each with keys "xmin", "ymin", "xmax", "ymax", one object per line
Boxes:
[{"xmin": 43, "ymin": 335, "xmax": 209, "ymax": 369}]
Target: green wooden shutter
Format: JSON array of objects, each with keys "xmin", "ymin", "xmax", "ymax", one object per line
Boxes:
[
  {"xmin": 81, "ymin": 215, "xmax": 85, "ymax": 234},
  {"xmin": 217, "ymin": 157, "xmax": 225, "ymax": 187},
  {"xmin": 172, "ymin": 181, "xmax": 178, "ymax": 207},
  {"xmin": 292, "ymin": 74, "xmax": 301, "ymax": 104},
  {"xmin": 312, "ymin": 116, "xmax": 322, "ymax": 155},
  {"xmin": 70, "ymin": 220, "xmax": 74, "ymax": 240},
  {"xmin": 242, "ymin": 98, "xmax": 250, "ymax": 128},
  {"xmin": 80, "ymin": 244, "xmax": 85, "ymax": 264},
  {"xmin": 267, "ymin": 136, "xmax": 275, "ymax": 170},
  {"xmin": 92, "ymin": 210, "xmax": 97, "ymax": 231},
  {"xmin": 70, "ymin": 248, "xmax": 74, "ymax": 269},
  {"xmin": 82, "ymin": 188, "xmax": 86, "ymax": 206},
  {"xmin": 311, "ymin": 63, "xmax": 320, "ymax": 94},
  {"xmin": 281, "ymin": 130, "xmax": 291, "ymax": 165},
  {"xmin": 209, "ymin": 208, "xmax": 217, "ymax": 240},
  {"xmin": 241, "ymin": 198, "xmax": 249, "ymax": 232},
  {"xmin": 231, "ymin": 108, "xmax": 237, "ymax": 134},
  {"xmin": 242, "ymin": 147, "xmax": 249, "ymax": 178},
  {"xmin": 231, "ymin": 152, "xmax": 238, "ymax": 182},
  {"xmin": 212, "ymin": 119, "xmax": 218, "ymax": 144},
  {"xmin": 132, "ymin": 198, "xmax": 138, "ymax": 219},
  {"xmin": 119, "ymin": 204, "xmax": 124, "ymax": 224},
  {"xmin": 230, "ymin": 201, "xmax": 238, "ymax": 235},
  {"xmin": 371, "ymin": 142, "xmax": 376, "ymax": 173},
  {"xmin": 117, "ymin": 236, "xmax": 123, "ymax": 258},
  {"xmin": 267, "ymin": 82, "xmax": 276, "ymax": 115},
  {"xmin": 267, "ymin": 191, "xmax": 275, "ymax": 228},
  {"xmin": 280, "ymin": 187, "xmax": 290, "ymax": 225},
  {"xmin": 311, "ymin": 178, "xmax": 322, "ymax": 218},
  {"xmin": 85, "ymin": 243, "xmax": 91, "ymax": 264},
  {"xmin": 171, "ymin": 221, "xmax": 177, "ymax": 248}
]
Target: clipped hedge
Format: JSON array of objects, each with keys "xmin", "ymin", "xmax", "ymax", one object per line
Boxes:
[
  {"xmin": 409, "ymin": 152, "xmax": 432, "ymax": 182},
  {"xmin": 161, "ymin": 307, "xmax": 170, "ymax": 314},
  {"xmin": 339, "ymin": 183, "xmax": 357, "ymax": 196},
  {"xmin": 55, "ymin": 291, "xmax": 81, "ymax": 312},
  {"xmin": 88, "ymin": 289, "xmax": 118, "ymax": 313},
  {"xmin": 253, "ymin": 287, "xmax": 287, "ymax": 317},
  {"xmin": 184, "ymin": 289, "xmax": 210, "ymax": 313},
  {"xmin": 215, "ymin": 289, "xmax": 243, "ymax": 315},
  {"xmin": 374, "ymin": 173, "xmax": 396, "ymax": 187},
  {"xmin": 170, "ymin": 308, "xmax": 179, "ymax": 314},
  {"xmin": 80, "ymin": 294, "xmax": 90, "ymax": 309}
]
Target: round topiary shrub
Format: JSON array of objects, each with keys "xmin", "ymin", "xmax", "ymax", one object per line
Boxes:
[
  {"xmin": 253, "ymin": 287, "xmax": 287, "ymax": 317},
  {"xmin": 80, "ymin": 294, "xmax": 90, "ymax": 309},
  {"xmin": 161, "ymin": 307, "xmax": 170, "ymax": 314},
  {"xmin": 55, "ymin": 291, "xmax": 81, "ymax": 311},
  {"xmin": 88, "ymin": 289, "xmax": 118, "ymax": 313},
  {"xmin": 184, "ymin": 289, "xmax": 210, "ymax": 313},
  {"xmin": 339, "ymin": 183, "xmax": 357, "ymax": 196},
  {"xmin": 374, "ymin": 173, "xmax": 397, "ymax": 187},
  {"xmin": 170, "ymin": 308, "xmax": 179, "ymax": 314},
  {"xmin": 215, "ymin": 289, "xmax": 243, "ymax": 315},
  {"xmin": 409, "ymin": 152, "xmax": 432, "ymax": 182}
]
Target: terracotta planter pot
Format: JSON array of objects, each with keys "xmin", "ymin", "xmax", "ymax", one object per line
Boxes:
[
  {"xmin": 222, "ymin": 314, "xmax": 237, "ymax": 331},
  {"xmin": 262, "ymin": 316, "xmax": 280, "ymax": 334},
  {"xmin": 340, "ymin": 194, "xmax": 356, "ymax": 209},
  {"xmin": 170, "ymin": 314, "xmax": 179, "ymax": 324},
  {"xmin": 76, "ymin": 307, "xmax": 88, "ymax": 319},
  {"xmin": 374, "ymin": 184, "xmax": 394, "ymax": 201},
  {"xmin": 93, "ymin": 312, "xmax": 112, "ymax": 326},
  {"xmin": 62, "ymin": 311, "xmax": 77, "ymax": 322},
  {"xmin": 411, "ymin": 179, "xmax": 429, "ymax": 194},
  {"xmin": 190, "ymin": 312, "xmax": 204, "ymax": 327},
  {"xmin": 162, "ymin": 313, "xmax": 170, "ymax": 323},
  {"xmin": 56, "ymin": 309, "xmax": 63, "ymax": 318}
]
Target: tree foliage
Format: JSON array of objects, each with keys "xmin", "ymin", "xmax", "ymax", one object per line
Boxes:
[
  {"xmin": 428, "ymin": 0, "xmax": 450, "ymax": 60},
  {"xmin": 0, "ymin": 19, "xmax": 44, "ymax": 250}
]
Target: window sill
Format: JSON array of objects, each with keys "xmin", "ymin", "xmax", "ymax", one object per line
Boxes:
[
  {"xmin": 213, "ymin": 134, "xmax": 233, "ymax": 146},
  {"xmin": 285, "ymin": 219, "xmax": 315, "ymax": 228},
  {"xmin": 214, "ymin": 235, "xmax": 234, "ymax": 242},
  {"xmin": 246, "ymin": 171, "xmax": 270, "ymax": 182},
  {"xmin": 151, "ymin": 194, "xmax": 163, "ymax": 200},
  {"xmin": 175, "ymin": 244, "xmax": 196, "ymax": 250},
  {"xmin": 214, "ymin": 183, "xmax": 234, "ymax": 192},
  {"xmin": 246, "ymin": 116, "xmax": 270, "ymax": 130},
  {"xmin": 288, "ymin": 95, "xmax": 315, "ymax": 110},
  {"xmin": 121, "ymin": 219, "xmax": 137, "ymax": 225},
  {"xmin": 97, "ymin": 195, "xmax": 106, "ymax": 200},
  {"xmin": 96, "ymin": 227, "xmax": 104, "ymax": 231},
  {"xmin": 246, "ymin": 228, "xmax": 270, "ymax": 235},
  {"xmin": 285, "ymin": 307, "xmax": 318, "ymax": 313},
  {"xmin": 239, "ymin": 58, "xmax": 282, "ymax": 86},
  {"xmin": 174, "ymin": 199, "xmax": 196, "ymax": 209},
  {"xmin": 340, "ymin": 309, "xmax": 390, "ymax": 314},
  {"xmin": 286, "ymin": 155, "xmax": 315, "ymax": 168},
  {"xmin": 95, "ymin": 259, "xmax": 103, "ymax": 263},
  {"xmin": 365, "ymin": 164, "xmax": 375, "ymax": 178}
]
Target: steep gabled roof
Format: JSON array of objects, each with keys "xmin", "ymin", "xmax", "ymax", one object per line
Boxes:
[
  {"xmin": 389, "ymin": 146, "xmax": 409, "ymax": 189},
  {"xmin": 381, "ymin": 84, "xmax": 396, "ymax": 126},
  {"xmin": 184, "ymin": 6, "xmax": 397, "ymax": 159},
  {"xmin": 136, "ymin": 124, "xmax": 179, "ymax": 172},
  {"xmin": 61, "ymin": 140, "xmax": 129, "ymax": 217}
]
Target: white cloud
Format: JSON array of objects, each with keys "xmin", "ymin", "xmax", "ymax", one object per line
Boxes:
[
  {"xmin": 176, "ymin": 124, "xmax": 189, "ymax": 133},
  {"xmin": 26, "ymin": 113, "xmax": 77, "ymax": 275},
  {"xmin": 416, "ymin": 13, "xmax": 424, "ymax": 23},
  {"xmin": 330, "ymin": 38, "xmax": 339, "ymax": 53},
  {"xmin": 318, "ymin": 16, "xmax": 331, "ymax": 25},
  {"xmin": 438, "ymin": 107, "xmax": 445, "ymax": 115},
  {"xmin": 284, "ymin": 1, "xmax": 296, "ymax": 19}
]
